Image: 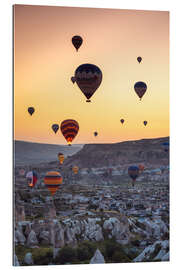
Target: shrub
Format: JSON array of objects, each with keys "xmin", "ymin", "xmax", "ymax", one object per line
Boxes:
[
  {"xmin": 131, "ymin": 239, "xmax": 140, "ymax": 247},
  {"xmin": 79, "ymin": 241, "xmax": 97, "ymax": 257},
  {"xmin": 76, "ymin": 246, "xmax": 90, "ymax": 261},
  {"xmin": 54, "ymin": 246, "xmax": 77, "ymax": 264},
  {"xmin": 32, "ymin": 247, "xmax": 53, "ymax": 265},
  {"xmin": 112, "ymin": 250, "xmax": 131, "ymax": 263},
  {"xmin": 15, "ymin": 246, "xmax": 53, "ymax": 266},
  {"xmin": 105, "ymin": 240, "xmax": 117, "ymax": 258}
]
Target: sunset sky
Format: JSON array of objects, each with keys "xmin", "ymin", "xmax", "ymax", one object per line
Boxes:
[{"xmin": 14, "ymin": 5, "xmax": 169, "ymax": 145}]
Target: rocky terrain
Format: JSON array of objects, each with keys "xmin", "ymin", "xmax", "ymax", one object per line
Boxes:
[
  {"xmin": 64, "ymin": 137, "xmax": 169, "ymax": 168},
  {"xmin": 14, "ymin": 137, "xmax": 169, "ymax": 265}
]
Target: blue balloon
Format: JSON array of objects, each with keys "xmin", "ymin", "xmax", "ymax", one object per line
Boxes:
[{"xmin": 128, "ymin": 166, "xmax": 139, "ymax": 180}]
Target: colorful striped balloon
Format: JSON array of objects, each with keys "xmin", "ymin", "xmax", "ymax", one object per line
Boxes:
[
  {"xmin": 44, "ymin": 171, "xmax": 63, "ymax": 196},
  {"xmin": 60, "ymin": 119, "xmax": 79, "ymax": 146}
]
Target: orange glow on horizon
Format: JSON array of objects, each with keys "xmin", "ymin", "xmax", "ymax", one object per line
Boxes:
[{"xmin": 14, "ymin": 5, "xmax": 169, "ymax": 145}]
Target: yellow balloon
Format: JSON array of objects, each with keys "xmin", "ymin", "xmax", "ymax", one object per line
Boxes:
[
  {"xmin": 72, "ymin": 166, "xmax": 79, "ymax": 174},
  {"xmin": 58, "ymin": 153, "xmax": 64, "ymax": 164}
]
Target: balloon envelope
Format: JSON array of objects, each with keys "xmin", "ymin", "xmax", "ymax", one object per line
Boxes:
[
  {"xmin": 137, "ymin": 56, "xmax": 142, "ymax": 63},
  {"xmin": 58, "ymin": 152, "xmax": 64, "ymax": 164},
  {"xmin": 94, "ymin": 131, "xmax": 98, "ymax": 137},
  {"xmin": 72, "ymin": 166, "xmax": 79, "ymax": 174},
  {"xmin": 139, "ymin": 164, "xmax": 145, "ymax": 172},
  {"xmin": 75, "ymin": 64, "xmax": 102, "ymax": 102},
  {"xmin": 120, "ymin": 119, "xmax": 125, "ymax": 124},
  {"xmin": 28, "ymin": 107, "xmax": 35, "ymax": 116},
  {"xmin": 26, "ymin": 171, "xmax": 38, "ymax": 188},
  {"xmin": 44, "ymin": 171, "xmax": 63, "ymax": 196},
  {"xmin": 52, "ymin": 124, "xmax": 59, "ymax": 134},
  {"xmin": 128, "ymin": 166, "xmax": 139, "ymax": 180},
  {"xmin": 60, "ymin": 119, "xmax": 79, "ymax": 145},
  {"xmin": 143, "ymin": 121, "xmax": 148, "ymax": 126},
  {"xmin": 72, "ymin": 35, "xmax": 83, "ymax": 51},
  {"xmin": 71, "ymin": 77, "xmax": 76, "ymax": 84},
  {"xmin": 134, "ymin": 81, "xmax": 147, "ymax": 100}
]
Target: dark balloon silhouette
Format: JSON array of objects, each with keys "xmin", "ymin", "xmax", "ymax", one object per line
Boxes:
[
  {"xmin": 52, "ymin": 124, "xmax": 59, "ymax": 134},
  {"xmin": 120, "ymin": 119, "xmax": 125, "ymax": 124},
  {"xmin": 137, "ymin": 56, "xmax": 142, "ymax": 63},
  {"xmin": 72, "ymin": 35, "xmax": 83, "ymax": 51},
  {"xmin": 28, "ymin": 107, "xmax": 35, "ymax": 116},
  {"xmin": 134, "ymin": 81, "xmax": 147, "ymax": 100},
  {"xmin": 71, "ymin": 76, "xmax": 76, "ymax": 84},
  {"xmin": 94, "ymin": 131, "xmax": 98, "ymax": 137},
  {"xmin": 75, "ymin": 64, "xmax": 102, "ymax": 102},
  {"xmin": 143, "ymin": 121, "xmax": 148, "ymax": 126},
  {"xmin": 128, "ymin": 166, "xmax": 139, "ymax": 187},
  {"xmin": 60, "ymin": 119, "xmax": 79, "ymax": 146}
]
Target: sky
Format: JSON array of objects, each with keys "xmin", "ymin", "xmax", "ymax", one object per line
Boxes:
[{"xmin": 14, "ymin": 5, "xmax": 169, "ymax": 145}]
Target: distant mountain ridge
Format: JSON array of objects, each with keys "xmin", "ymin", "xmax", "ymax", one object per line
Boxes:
[{"xmin": 14, "ymin": 140, "xmax": 83, "ymax": 166}]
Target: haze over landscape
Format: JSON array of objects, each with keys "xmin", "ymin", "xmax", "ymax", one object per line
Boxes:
[{"xmin": 13, "ymin": 5, "xmax": 169, "ymax": 267}]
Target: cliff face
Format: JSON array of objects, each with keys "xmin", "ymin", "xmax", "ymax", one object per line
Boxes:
[{"xmin": 64, "ymin": 137, "xmax": 169, "ymax": 168}]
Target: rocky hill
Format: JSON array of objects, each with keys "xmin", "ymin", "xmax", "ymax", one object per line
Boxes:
[{"xmin": 64, "ymin": 137, "xmax": 169, "ymax": 168}]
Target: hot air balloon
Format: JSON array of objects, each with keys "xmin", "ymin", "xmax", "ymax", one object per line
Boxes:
[
  {"xmin": 94, "ymin": 131, "xmax": 98, "ymax": 137},
  {"xmin": 28, "ymin": 107, "xmax": 35, "ymax": 116},
  {"xmin": 26, "ymin": 171, "xmax": 38, "ymax": 188},
  {"xmin": 139, "ymin": 164, "xmax": 145, "ymax": 173},
  {"xmin": 58, "ymin": 152, "xmax": 64, "ymax": 164},
  {"xmin": 72, "ymin": 35, "xmax": 83, "ymax": 51},
  {"xmin": 52, "ymin": 124, "xmax": 59, "ymax": 134},
  {"xmin": 44, "ymin": 171, "xmax": 63, "ymax": 196},
  {"xmin": 60, "ymin": 119, "xmax": 79, "ymax": 146},
  {"xmin": 137, "ymin": 56, "xmax": 142, "ymax": 63},
  {"xmin": 134, "ymin": 81, "xmax": 147, "ymax": 100},
  {"xmin": 71, "ymin": 76, "xmax": 76, "ymax": 84},
  {"xmin": 143, "ymin": 121, "xmax": 148, "ymax": 126},
  {"xmin": 74, "ymin": 64, "xmax": 102, "ymax": 102},
  {"xmin": 162, "ymin": 142, "xmax": 169, "ymax": 153},
  {"xmin": 128, "ymin": 166, "xmax": 139, "ymax": 187},
  {"xmin": 72, "ymin": 166, "xmax": 79, "ymax": 174},
  {"xmin": 120, "ymin": 119, "xmax": 125, "ymax": 124}
]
